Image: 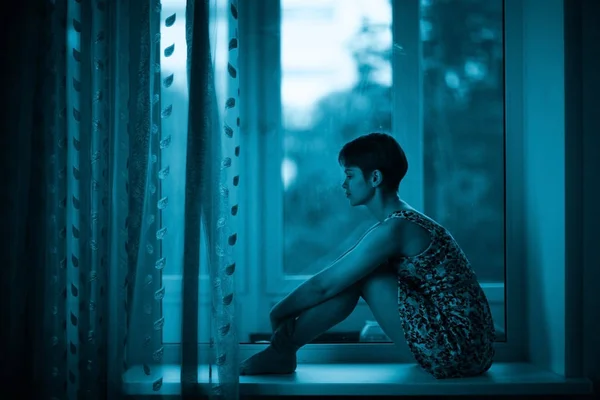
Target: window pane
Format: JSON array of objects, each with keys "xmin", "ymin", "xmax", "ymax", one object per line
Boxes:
[
  {"xmin": 281, "ymin": 0, "xmax": 393, "ymax": 276},
  {"xmin": 280, "ymin": 0, "xmax": 506, "ymax": 341},
  {"xmin": 421, "ymin": 0, "xmax": 505, "ymax": 339},
  {"xmin": 421, "ymin": 0, "xmax": 505, "ymax": 285}
]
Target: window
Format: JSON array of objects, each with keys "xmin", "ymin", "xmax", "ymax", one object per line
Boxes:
[
  {"xmin": 254, "ymin": 0, "xmax": 505, "ymax": 350},
  {"xmin": 163, "ymin": 0, "xmax": 516, "ymax": 363}
]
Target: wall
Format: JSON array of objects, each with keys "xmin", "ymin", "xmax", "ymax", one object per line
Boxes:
[
  {"xmin": 521, "ymin": 0, "xmax": 567, "ymax": 375},
  {"xmin": 522, "ymin": 0, "xmax": 600, "ymax": 388}
]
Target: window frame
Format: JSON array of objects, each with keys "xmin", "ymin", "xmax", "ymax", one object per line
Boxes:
[
  {"xmin": 236, "ymin": 0, "xmax": 524, "ymax": 363},
  {"xmin": 159, "ymin": 0, "xmax": 527, "ymax": 364}
]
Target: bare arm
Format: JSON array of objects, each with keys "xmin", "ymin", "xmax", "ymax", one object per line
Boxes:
[
  {"xmin": 312, "ymin": 220, "xmax": 400, "ymax": 299},
  {"xmin": 272, "ymin": 222, "xmax": 381, "ymax": 322},
  {"xmin": 271, "ymin": 220, "xmax": 400, "ymax": 321},
  {"xmin": 329, "ymin": 222, "xmax": 381, "ymax": 264}
]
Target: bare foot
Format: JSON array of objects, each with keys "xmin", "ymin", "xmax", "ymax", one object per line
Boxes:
[{"xmin": 239, "ymin": 345, "xmax": 297, "ymax": 375}]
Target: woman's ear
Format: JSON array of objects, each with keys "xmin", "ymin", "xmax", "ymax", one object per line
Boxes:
[{"xmin": 371, "ymin": 170, "xmax": 384, "ymax": 187}]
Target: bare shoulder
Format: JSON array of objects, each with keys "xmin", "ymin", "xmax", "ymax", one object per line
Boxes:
[
  {"xmin": 379, "ymin": 215, "xmax": 419, "ymax": 241},
  {"xmin": 379, "ymin": 215, "xmax": 405, "ymax": 233},
  {"xmin": 369, "ymin": 218, "xmax": 406, "ymax": 255},
  {"xmin": 384, "ymin": 213, "xmax": 432, "ymax": 258}
]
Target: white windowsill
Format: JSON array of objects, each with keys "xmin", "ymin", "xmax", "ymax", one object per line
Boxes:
[{"xmin": 122, "ymin": 362, "xmax": 593, "ymax": 397}]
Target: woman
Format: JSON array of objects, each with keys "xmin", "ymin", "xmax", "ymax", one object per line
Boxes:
[{"xmin": 239, "ymin": 132, "xmax": 496, "ymax": 379}]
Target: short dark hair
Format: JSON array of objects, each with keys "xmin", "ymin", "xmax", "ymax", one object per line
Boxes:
[{"xmin": 338, "ymin": 132, "xmax": 408, "ymax": 193}]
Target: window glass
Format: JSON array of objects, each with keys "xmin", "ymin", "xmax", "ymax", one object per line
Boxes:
[{"xmin": 280, "ymin": 0, "xmax": 505, "ymax": 341}]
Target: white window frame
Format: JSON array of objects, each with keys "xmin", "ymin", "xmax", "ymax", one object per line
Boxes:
[{"xmin": 159, "ymin": 0, "xmax": 526, "ymax": 365}]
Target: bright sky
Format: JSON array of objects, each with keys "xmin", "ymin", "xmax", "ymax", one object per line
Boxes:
[
  {"xmin": 158, "ymin": 0, "xmax": 393, "ymax": 189},
  {"xmin": 159, "ymin": 0, "xmax": 392, "ymax": 112},
  {"xmin": 281, "ymin": 0, "xmax": 392, "ymax": 110}
]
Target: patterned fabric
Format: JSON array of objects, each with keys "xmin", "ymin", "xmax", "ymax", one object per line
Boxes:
[
  {"xmin": 184, "ymin": 0, "xmax": 241, "ymax": 399},
  {"xmin": 386, "ymin": 210, "xmax": 496, "ymax": 379},
  {"xmin": 41, "ymin": 0, "xmax": 171, "ymax": 397},
  {"xmin": 35, "ymin": 0, "xmax": 240, "ymax": 398},
  {"xmin": 208, "ymin": 0, "xmax": 241, "ymax": 396},
  {"xmin": 124, "ymin": 0, "xmax": 171, "ymax": 394},
  {"xmin": 44, "ymin": 1, "xmax": 118, "ymax": 398}
]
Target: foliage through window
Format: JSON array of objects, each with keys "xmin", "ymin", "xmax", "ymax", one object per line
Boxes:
[{"xmin": 281, "ymin": 0, "xmax": 505, "ymax": 286}]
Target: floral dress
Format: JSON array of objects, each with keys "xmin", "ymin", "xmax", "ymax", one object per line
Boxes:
[{"xmin": 385, "ymin": 210, "xmax": 496, "ymax": 379}]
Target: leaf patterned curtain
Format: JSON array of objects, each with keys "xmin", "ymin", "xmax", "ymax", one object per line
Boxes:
[
  {"xmin": 0, "ymin": 0, "xmax": 240, "ymax": 398},
  {"xmin": 183, "ymin": 0, "xmax": 241, "ymax": 398}
]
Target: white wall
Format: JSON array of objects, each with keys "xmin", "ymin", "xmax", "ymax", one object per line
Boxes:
[
  {"xmin": 521, "ymin": 0, "xmax": 567, "ymax": 375},
  {"xmin": 522, "ymin": 0, "xmax": 600, "ymax": 389}
]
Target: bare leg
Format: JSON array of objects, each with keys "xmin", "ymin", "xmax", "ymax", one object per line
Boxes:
[
  {"xmin": 281, "ymin": 263, "xmax": 405, "ymax": 352},
  {"xmin": 239, "ymin": 264, "xmax": 405, "ymax": 375},
  {"xmin": 358, "ymin": 264, "xmax": 407, "ymax": 348},
  {"xmin": 239, "ymin": 283, "xmax": 361, "ymax": 375}
]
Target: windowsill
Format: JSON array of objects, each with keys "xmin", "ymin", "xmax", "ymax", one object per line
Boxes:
[{"xmin": 122, "ymin": 362, "xmax": 593, "ymax": 397}]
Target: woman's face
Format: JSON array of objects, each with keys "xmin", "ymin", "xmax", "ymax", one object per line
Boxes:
[{"xmin": 341, "ymin": 166, "xmax": 374, "ymax": 206}]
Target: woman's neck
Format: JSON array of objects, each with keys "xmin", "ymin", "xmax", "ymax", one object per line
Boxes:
[{"xmin": 366, "ymin": 193, "xmax": 405, "ymax": 222}]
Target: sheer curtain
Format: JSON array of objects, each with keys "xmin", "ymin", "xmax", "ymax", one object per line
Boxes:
[
  {"xmin": 182, "ymin": 0, "xmax": 241, "ymax": 398},
  {"xmin": 0, "ymin": 0, "xmax": 240, "ymax": 398}
]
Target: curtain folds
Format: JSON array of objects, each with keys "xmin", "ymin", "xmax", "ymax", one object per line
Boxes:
[
  {"xmin": 183, "ymin": 0, "xmax": 240, "ymax": 398},
  {"xmin": 1, "ymin": 0, "xmax": 240, "ymax": 398}
]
